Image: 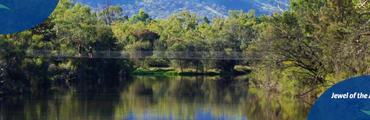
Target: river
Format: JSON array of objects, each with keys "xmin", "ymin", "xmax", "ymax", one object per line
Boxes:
[{"xmin": 0, "ymin": 75, "xmax": 311, "ymax": 120}]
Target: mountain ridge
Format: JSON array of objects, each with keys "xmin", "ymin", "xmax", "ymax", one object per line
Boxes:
[{"xmin": 73, "ymin": 0, "xmax": 290, "ymax": 19}]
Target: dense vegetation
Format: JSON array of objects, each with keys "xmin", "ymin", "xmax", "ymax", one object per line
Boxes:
[
  {"xmin": 249, "ymin": 0, "xmax": 370, "ymax": 96},
  {"xmin": 1, "ymin": 0, "xmax": 370, "ymax": 98}
]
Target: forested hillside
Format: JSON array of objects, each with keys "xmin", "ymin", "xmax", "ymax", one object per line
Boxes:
[{"xmin": 73, "ymin": 0, "xmax": 290, "ymax": 19}]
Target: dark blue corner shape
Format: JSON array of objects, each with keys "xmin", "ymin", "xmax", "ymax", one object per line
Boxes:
[
  {"xmin": 308, "ymin": 76, "xmax": 370, "ymax": 120},
  {"xmin": 0, "ymin": 0, "xmax": 59, "ymax": 34}
]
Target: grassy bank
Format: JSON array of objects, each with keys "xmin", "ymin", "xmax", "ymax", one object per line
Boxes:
[{"xmin": 132, "ymin": 66, "xmax": 251, "ymax": 77}]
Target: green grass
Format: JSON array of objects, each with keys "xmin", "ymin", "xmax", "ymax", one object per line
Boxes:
[{"xmin": 131, "ymin": 67, "xmax": 251, "ymax": 77}]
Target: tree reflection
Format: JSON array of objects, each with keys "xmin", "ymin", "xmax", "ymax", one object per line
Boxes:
[{"xmin": 0, "ymin": 76, "xmax": 310, "ymax": 120}]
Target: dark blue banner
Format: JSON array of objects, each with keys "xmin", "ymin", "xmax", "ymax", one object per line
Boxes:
[
  {"xmin": 308, "ymin": 76, "xmax": 370, "ymax": 119},
  {"xmin": 0, "ymin": 0, "xmax": 59, "ymax": 34}
]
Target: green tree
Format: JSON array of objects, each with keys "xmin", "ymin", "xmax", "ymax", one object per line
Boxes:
[
  {"xmin": 202, "ymin": 16, "xmax": 210, "ymax": 24},
  {"xmin": 129, "ymin": 9, "xmax": 151, "ymax": 24}
]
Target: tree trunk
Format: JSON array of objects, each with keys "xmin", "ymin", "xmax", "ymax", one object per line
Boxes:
[
  {"xmin": 179, "ymin": 60, "xmax": 183, "ymax": 72},
  {"xmin": 201, "ymin": 61, "xmax": 204, "ymax": 73},
  {"xmin": 196, "ymin": 60, "xmax": 199, "ymax": 73}
]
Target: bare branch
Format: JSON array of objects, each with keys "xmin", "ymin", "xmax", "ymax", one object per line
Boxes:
[
  {"xmin": 359, "ymin": 0, "xmax": 368, "ymax": 8},
  {"xmin": 278, "ymin": 3, "xmax": 284, "ymax": 12}
]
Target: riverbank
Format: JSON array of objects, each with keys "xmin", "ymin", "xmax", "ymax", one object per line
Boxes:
[{"xmin": 131, "ymin": 66, "xmax": 251, "ymax": 77}]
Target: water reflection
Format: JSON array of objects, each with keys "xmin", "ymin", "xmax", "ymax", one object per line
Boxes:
[{"xmin": 0, "ymin": 76, "xmax": 310, "ymax": 120}]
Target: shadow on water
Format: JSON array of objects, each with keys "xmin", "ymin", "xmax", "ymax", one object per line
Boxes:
[{"xmin": 0, "ymin": 75, "xmax": 311, "ymax": 120}]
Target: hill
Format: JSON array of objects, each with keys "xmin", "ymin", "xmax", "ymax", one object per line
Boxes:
[{"xmin": 73, "ymin": 0, "xmax": 290, "ymax": 19}]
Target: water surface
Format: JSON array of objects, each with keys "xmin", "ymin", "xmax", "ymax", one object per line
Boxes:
[{"xmin": 0, "ymin": 76, "xmax": 311, "ymax": 120}]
